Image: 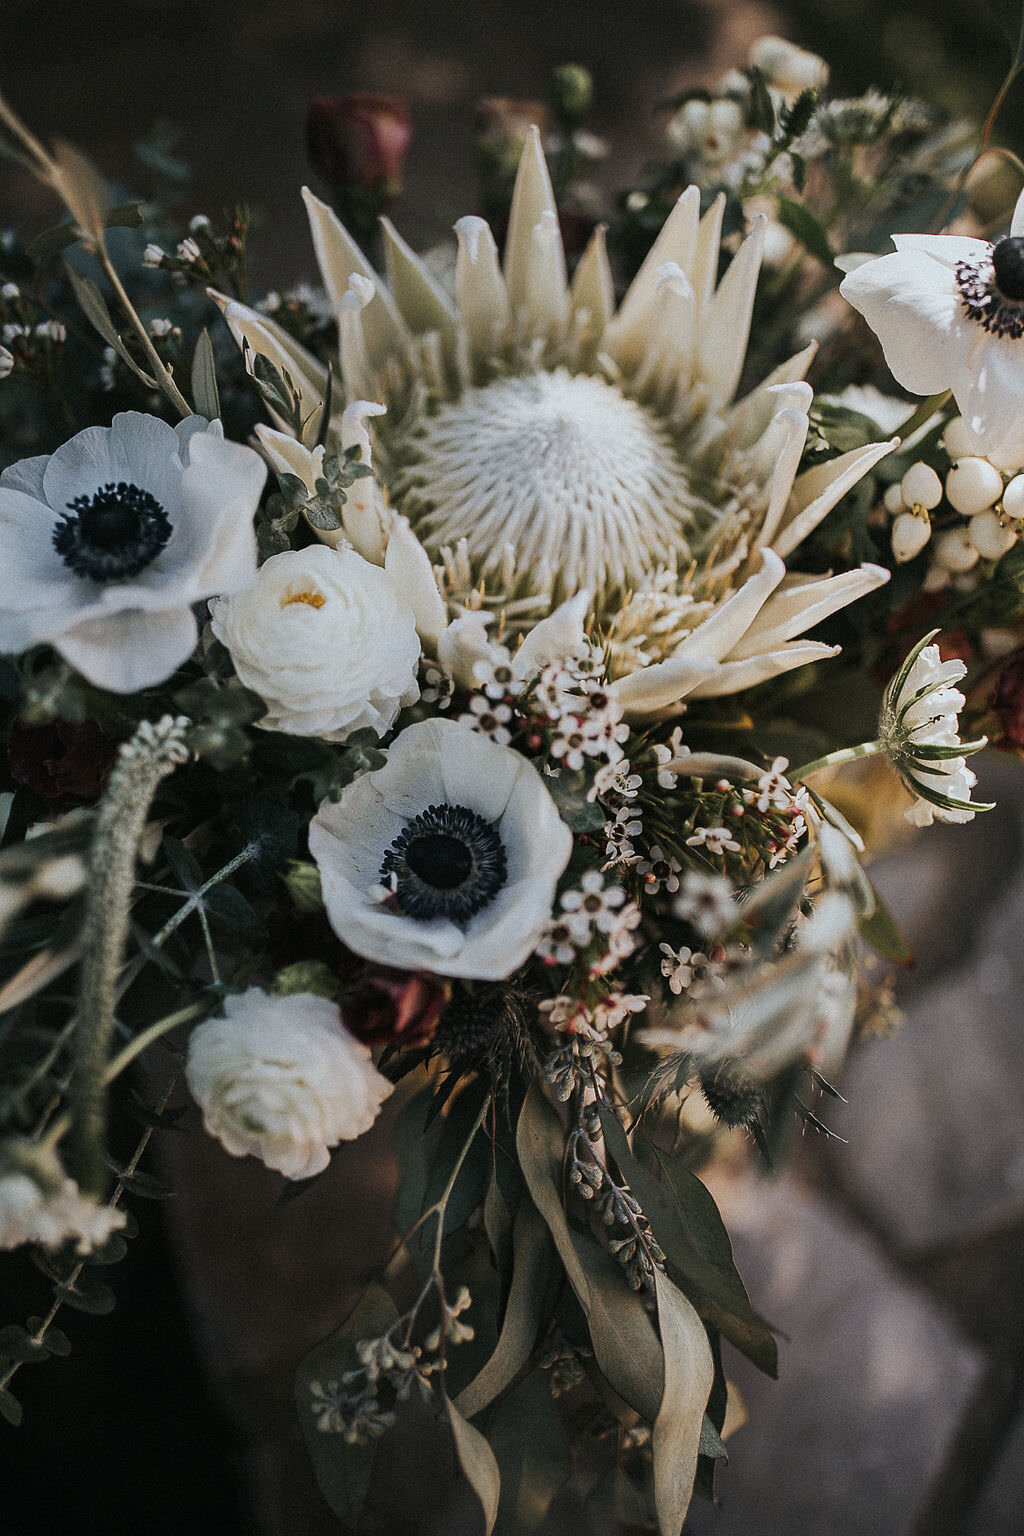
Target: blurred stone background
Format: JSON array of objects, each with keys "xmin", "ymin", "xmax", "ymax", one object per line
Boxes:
[{"xmin": 2, "ymin": 1, "xmax": 1024, "ymax": 1532}]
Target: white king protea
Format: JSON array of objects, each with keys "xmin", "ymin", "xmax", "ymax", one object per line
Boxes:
[{"xmin": 215, "ymin": 131, "xmax": 892, "ymax": 715}]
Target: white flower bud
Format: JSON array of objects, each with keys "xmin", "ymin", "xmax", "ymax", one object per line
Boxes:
[
  {"xmin": 749, "ymin": 35, "xmax": 829, "ymax": 96},
  {"xmin": 899, "ymin": 461, "xmax": 942, "ymax": 511},
  {"xmin": 941, "ymin": 417, "xmax": 976, "ymax": 460},
  {"xmin": 1002, "ymin": 474, "xmax": 1024, "ymax": 519},
  {"xmin": 0, "ymin": 345, "xmax": 13, "ymax": 380},
  {"xmin": 891, "ymin": 510, "xmax": 932, "ymax": 563},
  {"xmin": 945, "ymin": 456, "xmax": 1003, "ymax": 516},
  {"xmin": 968, "ymin": 509, "xmax": 1017, "ymax": 561},
  {"xmin": 883, "ymin": 482, "xmax": 906, "ymax": 515},
  {"xmin": 932, "ymin": 526, "xmax": 980, "ymax": 572}
]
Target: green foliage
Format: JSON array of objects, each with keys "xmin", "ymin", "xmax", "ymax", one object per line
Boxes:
[
  {"xmin": 295, "ymin": 1284, "xmax": 400, "ymax": 1531},
  {"xmin": 445, "ymin": 1395, "xmax": 501, "ymax": 1535},
  {"xmin": 488, "ymin": 1370, "xmax": 571, "ymax": 1534}
]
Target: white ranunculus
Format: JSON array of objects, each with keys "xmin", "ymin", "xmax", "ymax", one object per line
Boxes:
[
  {"xmin": 309, "ymin": 717, "xmax": 573, "ymax": 979},
  {"xmin": 209, "ymin": 543, "xmax": 421, "ymax": 741},
  {"xmin": 0, "ymin": 1141, "xmax": 126, "ymax": 1254},
  {"xmin": 185, "ymin": 989, "xmax": 393, "ymax": 1179},
  {"xmin": 0, "ymin": 411, "xmax": 264, "ymax": 692},
  {"xmin": 840, "ymin": 190, "xmax": 1024, "ymax": 463}
]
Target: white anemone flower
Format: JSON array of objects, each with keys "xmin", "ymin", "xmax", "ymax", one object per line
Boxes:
[
  {"xmin": 215, "ymin": 131, "xmax": 891, "ymax": 718},
  {"xmin": 840, "ymin": 190, "xmax": 1024, "ymax": 463},
  {"xmin": 309, "ymin": 717, "xmax": 573, "ymax": 979},
  {"xmin": 0, "ymin": 412, "xmax": 265, "ymax": 692},
  {"xmin": 878, "ymin": 632, "xmax": 992, "ymax": 826}
]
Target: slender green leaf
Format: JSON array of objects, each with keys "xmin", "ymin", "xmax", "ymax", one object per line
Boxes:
[
  {"xmin": 517, "ymin": 1083, "xmax": 663, "ymax": 1424},
  {"xmin": 52, "ymin": 139, "xmax": 110, "ymax": 244},
  {"xmin": 776, "ymin": 196, "xmax": 835, "ymax": 266},
  {"xmin": 63, "ymin": 261, "xmax": 156, "ymax": 388},
  {"xmin": 295, "ymin": 1283, "xmax": 398, "ymax": 1530},
  {"xmin": 446, "ymin": 1394, "xmax": 501, "ymax": 1535},
  {"xmin": 859, "ymin": 884, "xmax": 915, "ymax": 965},
  {"xmin": 190, "ymin": 328, "xmax": 221, "ymax": 420},
  {"xmin": 456, "ymin": 1198, "xmax": 556, "ymax": 1419},
  {"xmin": 651, "ymin": 1268, "xmax": 715, "ymax": 1536},
  {"xmin": 0, "ymin": 1387, "xmax": 22, "ymax": 1426}
]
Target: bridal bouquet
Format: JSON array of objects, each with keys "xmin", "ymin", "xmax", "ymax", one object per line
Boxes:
[{"xmin": 0, "ymin": 31, "xmax": 1021, "ymax": 1532}]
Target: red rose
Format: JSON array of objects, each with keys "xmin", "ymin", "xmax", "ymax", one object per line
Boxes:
[
  {"xmin": 306, "ymin": 94, "xmax": 412, "ymax": 196},
  {"xmin": 341, "ymin": 966, "xmax": 449, "ymax": 1049}
]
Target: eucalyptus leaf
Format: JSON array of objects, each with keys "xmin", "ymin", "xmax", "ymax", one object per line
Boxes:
[
  {"xmin": 63, "ymin": 261, "xmax": 156, "ymax": 388},
  {"xmin": 456, "ymin": 1198, "xmax": 556, "ymax": 1419},
  {"xmin": 776, "ymin": 197, "xmax": 835, "ymax": 266},
  {"xmin": 0, "ymin": 1387, "xmax": 23, "ymax": 1426},
  {"xmin": 52, "ymin": 139, "xmax": 110, "ymax": 244},
  {"xmin": 295, "ymin": 1282, "xmax": 398, "ymax": 1530},
  {"xmin": 445, "ymin": 1394, "xmax": 501, "ymax": 1536},
  {"xmin": 489, "ymin": 1370, "xmax": 572, "ymax": 1535},
  {"xmin": 0, "ymin": 1324, "xmax": 51, "ymax": 1363},
  {"xmin": 651, "ymin": 1268, "xmax": 715, "ymax": 1536},
  {"xmin": 517, "ymin": 1084, "xmax": 664, "ymax": 1424},
  {"xmin": 54, "ymin": 1275, "xmax": 116, "ymax": 1314},
  {"xmin": 190, "ymin": 328, "xmax": 221, "ymax": 420}
]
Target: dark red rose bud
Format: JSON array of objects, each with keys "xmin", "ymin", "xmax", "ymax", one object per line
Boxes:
[
  {"xmin": 306, "ymin": 94, "xmax": 412, "ymax": 197},
  {"xmin": 7, "ymin": 717, "xmax": 117, "ymax": 807},
  {"xmin": 341, "ymin": 966, "xmax": 449, "ymax": 1049},
  {"xmin": 991, "ymin": 645, "xmax": 1024, "ymax": 747}
]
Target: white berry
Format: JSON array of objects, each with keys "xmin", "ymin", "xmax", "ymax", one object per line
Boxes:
[
  {"xmin": 968, "ymin": 509, "xmax": 1017, "ymax": 560},
  {"xmin": 891, "ymin": 511, "xmax": 932, "ymax": 563},
  {"xmin": 945, "ymin": 456, "xmax": 1003, "ymax": 516},
  {"xmin": 883, "ymin": 482, "xmax": 906, "ymax": 515},
  {"xmin": 1002, "ymin": 475, "xmax": 1024, "ymax": 519},
  {"xmin": 942, "ymin": 416, "xmax": 976, "ymax": 459},
  {"xmin": 899, "ymin": 461, "xmax": 942, "ymax": 510},
  {"xmin": 932, "ymin": 526, "xmax": 980, "ymax": 572}
]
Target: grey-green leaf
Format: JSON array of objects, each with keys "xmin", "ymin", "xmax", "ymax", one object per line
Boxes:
[
  {"xmin": 455, "ymin": 1197, "xmax": 555, "ymax": 1419},
  {"xmin": 294, "ymin": 1282, "xmax": 398, "ymax": 1530},
  {"xmin": 446, "ymin": 1394, "xmax": 501, "ymax": 1535},
  {"xmin": 490, "ymin": 1371, "xmax": 572, "ymax": 1534},
  {"xmin": 652, "ymin": 1267, "xmax": 715, "ymax": 1536},
  {"xmin": 190, "ymin": 327, "xmax": 221, "ymax": 420}
]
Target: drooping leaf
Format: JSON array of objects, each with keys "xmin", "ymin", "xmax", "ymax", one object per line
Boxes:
[
  {"xmin": 190, "ymin": 327, "xmax": 221, "ymax": 420},
  {"xmin": 651, "ymin": 1268, "xmax": 715, "ymax": 1536},
  {"xmin": 517, "ymin": 1083, "xmax": 663, "ymax": 1424},
  {"xmin": 456, "ymin": 1198, "xmax": 556, "ymax": 1420},
  {"xmin": 0, "ymin": 1387, "xmax": 23, "ymax": 1426},
  {"xmin": 295, "ymin": 1282, "xmax": 398, "ymax": 1531},
  {"xmin": 490, "ymin": 1370, "xmax": 572, "ymax": 1535},
  {"xmin": 445, "ymin": 1394, "xmax": 501, "ymax": 1536},
  {"xmin": 859, "ymin": 885, "xmax": 915, "ymax": 966},
  {"xmin": 0, "ymin": 1324, "xmax": 51, "ymax": 1363},
  {"xmin": 53, "ymin": 1274, "xmax": 116, "ymax": 1314},
  {"xmin": 597, "ymin": 1108, "xmax": 777, "ymax": 1376}
]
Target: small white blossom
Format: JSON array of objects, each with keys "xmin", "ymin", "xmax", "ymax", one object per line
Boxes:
[
  {"xmin": 0, "ymin": 1142, "xmax": 125, "ymax": 1254},
  {"xmin": 685, "ymin": 825, "xmax": 741, "ymax": 856},
  {"xmin": 659, "ymin": 942, "xmax": 697, "ymax": 994},
  {"xmin": 673, "ymin": 871, "xmax": 737, "ymax": 938},
  {"xmin": 458, "ymin": 693, "xmax": 512, "ymax": 744},
  {"xmin": 636, "ymin": 844, "xmax": 682, "ymax": 895},
  {"xmin": 177, "ymin": 236, "xmax": 202, "ymax": 264},
  {"xmin": 142, "ymin": 242, "xmax": 166, "ymax": 268},
  {"xmin": 604, "ymin": 804, "xmax": 643, "ymax": 866},
  {"xmin": 559, "ymin": 871, "xmax": 627, "ymax": 943}
]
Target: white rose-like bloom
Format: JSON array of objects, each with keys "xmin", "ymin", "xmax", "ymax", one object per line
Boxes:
[
  {"xmin": 209, "ymin": 544, "xmax": 421, "ymax": 741},
  {"xmin": 840, "ymin": 189, "xmax": 1024, "ymax": 464},
  {"xmin": 0, "ymin": 1141, "xmax": 126, "ymax": 1254},
  {"xmin": 185, "ymin": 989, "xmax": 393, "ymax": 1179},
  {"xmin": 0, "ymin": 411, "xmax": 265, "ymax": 692},
  {"xmin": 309, "ymin": 717, "xmax": 574, "ymax": 979}
]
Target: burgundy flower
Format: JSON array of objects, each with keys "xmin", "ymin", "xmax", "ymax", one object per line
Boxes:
[
  {"xmin": 306, "ymin": 94, "xmax": 412, "ymax": 196},
  {"xmin": 991, "ymin": 645, "xmax": 1024, "ymax": 747},
  {"xmin": 7, "ymin": 717, "xmax": 117, "ymax": 807},
  {"xmin": 341, "ymin": 966, "xmax": 449, "ymax": 1049}
]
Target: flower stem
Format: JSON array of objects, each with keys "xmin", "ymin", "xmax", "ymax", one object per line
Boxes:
[
  {"xmin": 68, "ymin": 717, "xmax": 190, "ymax": 1197},
  {"xmin": 94, "ymin": 243, "xmax": 193, "ymax": 418},
  {"xmin": 793, "ymin": 739, "xmax": 886, "ymax": 781}
]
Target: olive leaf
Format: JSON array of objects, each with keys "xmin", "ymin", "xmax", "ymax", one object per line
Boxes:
[
  {"xmin": 489, "ymin": 1370, "xmax": 572, "ymax": 1535},
  {"xmin": 651, "ymin": 1268, "xmax": 715, "ymax": 1536},
  {"xmin": 445, "ymin": 1394, "xmax": 501, "ymax": 1536},
  {"xmin": 190, "ymin": 328, "xmax": 221, "ymax": 420}
]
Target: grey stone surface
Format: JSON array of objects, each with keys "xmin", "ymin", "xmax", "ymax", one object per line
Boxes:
[
  {"xmin": 685, "ymin": 1164, "xmax": 984, "ymax": 1536},
  {"xmin": 829, "ymin": 758, "xmax": 1024, "ymax": 1253}
]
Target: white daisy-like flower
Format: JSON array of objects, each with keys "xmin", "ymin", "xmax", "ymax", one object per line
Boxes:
[
  {"xmin": 659, "ymin": 942, "xmax": 697, "ymax": 995},
  {"xmin": 636, "ymin": 844, "xmax": 682, "ymax": 895},
  {"xmin": 0, "ymin": 412, "xmax": 265, "ymax": 692},
  {"xmin": 0, "ymin": 1141, "xmax": 126, "ymax": 1254},
  {"xmin": 209, "ymin": 543, "xmax": 420, "ymax": 741},
  {"xmin": 840, "ymin": 189, "xmax": 1024, "ymax": 463},
  {"xmin": 685, "ymin": 824, "xmax": 742, "ymax": 856},
  {"xmin": 559, "ymin": 870, "xmax": 627, "ymax": 944},
  {"xmin": 215, "ymin": 132, "xmax": 891, "ymax": 719},
  {"xmin": 879, "ymin": 632, "xmax": 992, "ymax": 826},
  {"xmin": 185, "ymin": 989, "xmax": 392, "ymax": 1179},
  {"xmin": 673, "ymin": 870, "xmax": 737, "ymax": 938},
  {"xmin": 309, "ymin": 717, "xmax": 573, "ymax": 979}
]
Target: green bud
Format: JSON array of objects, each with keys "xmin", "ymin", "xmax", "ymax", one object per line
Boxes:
[
  {"xmin": 283, "ymin": 859, "xmax": 324, "ymax": 912},
  {"xmin": 553, "ymin": 64, "xmax": 592, "ymax": 125}
]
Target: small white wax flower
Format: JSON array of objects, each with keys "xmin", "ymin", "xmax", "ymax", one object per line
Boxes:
[
  {"xmin": 945, "ymin": 457, "xmax": 1003, "ymax": 517},
  {"xmin": 0, "ymin": 1142, "xmax": 125, "ymax": 1254},
  {"xmin": 899, "ymin": 461, "xmax": 942, "ymax": 511},
  {"xmin": 209, "ymin": 544, "xmax": 421, "ymax": 741},
  {"xmin": 0, "ymin": 412, "xmax": 264, "ymax": 692},
  {"xmin": 185, "ymin": 990, "xmax": 393, "ymax": 1179},
  {"xmin": 310, "ymin": 718, "xmax": 573, "ymax": 980},
  {"xmin": 968, "ymin": 509, "xmax": 1017, "ymax": 561},
  {"xmin": 891, "ymin": 511, "xmax": 932, "ymax": 563}
]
